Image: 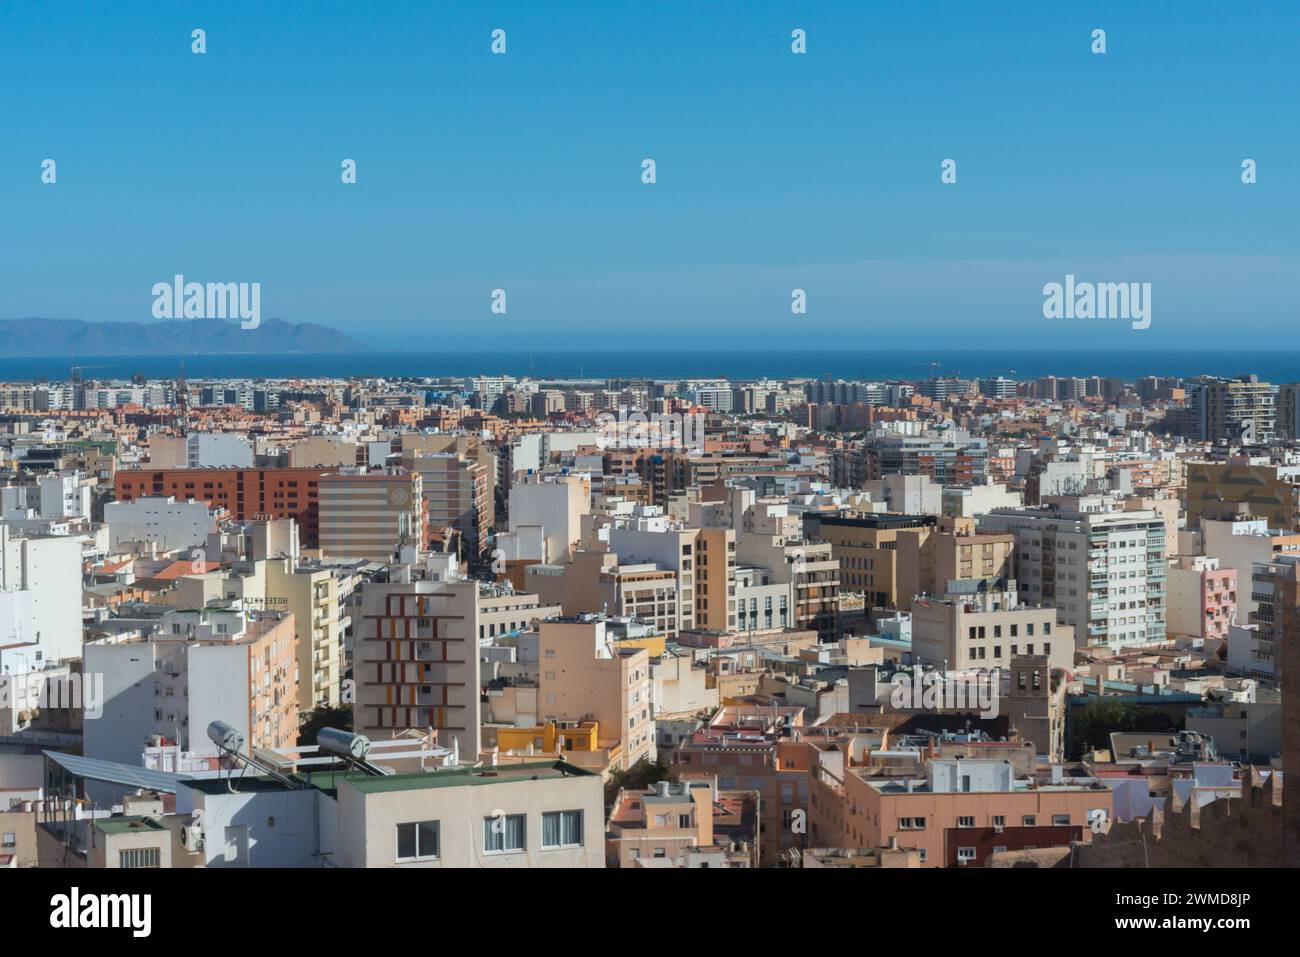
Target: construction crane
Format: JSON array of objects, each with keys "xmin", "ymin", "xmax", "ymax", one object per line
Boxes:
[{"xmin": 68, "ymin": 362, "xmax": 112, "ymax": 385}]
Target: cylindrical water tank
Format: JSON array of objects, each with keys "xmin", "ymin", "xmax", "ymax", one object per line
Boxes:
[
  {"xmin": 317, "ymin": 728, "xmax": 371, "ymax": 760},
  {"xmin": 207, "ymin": 720, "xmax": 244, "ymax": 754}
]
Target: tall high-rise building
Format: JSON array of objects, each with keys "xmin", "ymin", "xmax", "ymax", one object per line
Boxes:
[
  {"xmin": 1191, "ymin": 375, "xmax": 1276, "ymax": 443},
  {"xmin": 1278, "ymin": 382, "xmax": 1300, "ymax": 441},
  {"xmin": 978, "ymin": 377, "xmax": 1017, "ymax": 400},
  {"xmin": 979, "ymin": 496, "xmax": 1167, "ymax": 649}
]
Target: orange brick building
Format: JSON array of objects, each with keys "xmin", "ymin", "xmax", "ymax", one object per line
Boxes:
[{"xmin": 113, "ymin": 468, "xmax": 336, "ymax": 547}]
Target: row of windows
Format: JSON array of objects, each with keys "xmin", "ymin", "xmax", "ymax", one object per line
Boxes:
[
  {"xmin": 395, "ymin": 810, "xmax": 584, "ymax": 861},
  {"xmin": 967, "ymin": 621, "xmax": 1050, "ymax": 640},
  {"xmin": 896, "ymin": 813, "xmax": 1071, "ymax": 831},
  {"xmin": 968, "ymin": 642, "xmax": 1050, "ymax": 660}
]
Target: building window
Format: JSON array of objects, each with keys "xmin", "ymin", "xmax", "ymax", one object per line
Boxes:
[
  {"xmin": 541, "ymin": 810, "xmax": 583, "ymax": 849},
  {"xmin": 396, "ymin": 820, "xmax": 440, "ymax": 861},
  {"xmin": 1052, "ymin": 814, "xmax": 1071, "ymax": 826},
  {"xmin": 1, "ymin": 832, "xmax": 15, "ymax": 848},
  {"xmin": 899, "ymin": 817, "xmax": 926, "ymax": 830},
  {"xmin": 1023, "ymin": 815, "xmax": 1036, "ymax": 826},
  {"xmin": 483, "ymin": 813, "xmax": 526, "ymax": 853},
  {"xmin": 957, "ymin": 816, "xmax": 975, "ymax": 828},
  {"xmin": 957, "ymin": 847, "xmax": 977, "ymax": 864},
  {"xmin": 119, "ymin": 847, "xmax": 160, "ymax": 869},
  {"xmin": 993, "ymin": 815, "xmax": 1005, "ymax": 828}
]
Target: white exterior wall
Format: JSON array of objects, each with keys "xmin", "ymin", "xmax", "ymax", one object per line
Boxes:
[
  {"xmin": 105, "ymin": 496, "xmax": 220, "ymax": 552},
  {"xmin": 173, "ymin": 785, "xmax": 335, "ymax": 868},
  {"xmin": 0, "ymin": 525, "xmax": 84, "ymax": 664},
  {"xmin": 508, "ymin": 478, "xmax": 588, "ymax": 563},
  {"xmin": 38, "ymin": 473, "xmax": 90, "ymax": 520},
  {"xmin": 186, "ymin": 643, "xmax": 251, "ymax": 758},
  {"xmin": 187, "ymin": 432, "xmax": 254, "ymax": 468},
  {"xmin": 83, "ymin": 642, "xmax": 162, "ymax": 767}
]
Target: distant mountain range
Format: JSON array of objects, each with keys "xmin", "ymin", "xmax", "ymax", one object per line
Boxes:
[{"xmin": 0, "ymin": 317, "xmax": 369, "ymax": 356}]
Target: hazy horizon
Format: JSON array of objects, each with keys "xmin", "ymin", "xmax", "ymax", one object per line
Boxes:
[{"xmin": 3, "ymin": 1, "xmax": 1297, "ymax": 351}]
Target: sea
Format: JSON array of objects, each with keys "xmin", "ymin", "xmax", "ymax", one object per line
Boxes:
[{"xmin": 3, "ymin": 350, "xmax": 1300, "ymax": 383}]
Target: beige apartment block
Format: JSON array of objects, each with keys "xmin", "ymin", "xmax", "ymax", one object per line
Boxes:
[
  {"xmin": 911, "ymin": 583, "xmax": 1075, "ymax": 674},
  {"xmin": 267, "ymin": 557, "xmax": 343, "ymax": 711},
  {"xmin": 606, "ymin": 778, "xmax": 759, "ymax": 867},
  {"xmin": 894, "ymin": 517, "xmax": 1016, "ymax": 610},
  {"xmin": 536, "ymin": 617, "xmax": 654, "ymax": 771},
  {"xmin": 802, "ymin": 512, "xmax": 931, "ymax": 610},
  {"xmin": 335, "ymin": 761, "xmax": 604, "ymax": 868},
  {"xmin": 288, "ymin": 435, "xmax": 363, "ymax": 468},
  {"xmin": 168, "ymin": 560, "xmax": 268, "ymax": 610},
  {"xmin": 88, "ymin": 816, "xmax": 173, "ymax": 869},
  {"xmin": 826, "ymin": 758, "xmax": 1112, "ymax": 868},
  {"xmin": 735, "ymin": 532, "xmax": 838, "ymax": 638},
  {"xmin": 476, "ymin": 584, "xmax": 562, "ymax": 641},
  {"xmin": 400, "ymin": 449, "xmax": 493, "ymax": 564}
]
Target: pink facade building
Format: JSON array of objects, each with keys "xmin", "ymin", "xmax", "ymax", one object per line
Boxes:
[{"xmin": 1168, "ymin": 556, "xmax": 1237, "ymax": 641}]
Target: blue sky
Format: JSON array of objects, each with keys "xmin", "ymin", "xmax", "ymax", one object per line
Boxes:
[{"xmin": 1, "ymin": 1, "xmax": 1296, "ymax": 350}]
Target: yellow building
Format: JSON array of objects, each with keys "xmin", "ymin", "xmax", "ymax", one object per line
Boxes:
[{"xmin": 496, "ymin": 720, "xmax": 600, "ymax": 755}]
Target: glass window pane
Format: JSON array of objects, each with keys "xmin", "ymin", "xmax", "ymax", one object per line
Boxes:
[
  {"xmin": 397, "ymin": 823, "xmax": 417, "ymax": 859},
  {"xmin": 417, "ymin": 821, "xmax": 439, "ymax": 858}
]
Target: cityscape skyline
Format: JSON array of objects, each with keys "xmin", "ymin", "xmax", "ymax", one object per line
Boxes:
[{"xmin": 2, "ymin": 1, "xmax": 1292, "ymax": 924}]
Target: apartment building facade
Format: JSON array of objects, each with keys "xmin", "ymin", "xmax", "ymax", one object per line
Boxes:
[
  {"xmin": 335, "ymin": 761, "xmax": 604, "ymax": 868},
  {"xmin": 114, "ymin": 467, "xmax": 333, "ymax": 547},
  {"xmin": 979, "ymin": 497, "xmax": 1167, "ymax": 649},
  {"xmin": 354, "ymin": 577, "xmax": 481, "ymax": 760},
  {"xmin": 317, "ymin": 470, "xmax": 424, "ymax": 561}
]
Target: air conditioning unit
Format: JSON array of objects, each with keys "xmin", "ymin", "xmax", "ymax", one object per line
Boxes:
[{"xmin": 994, "ymin": 824, "xmax": 1004, "ymax": 833}]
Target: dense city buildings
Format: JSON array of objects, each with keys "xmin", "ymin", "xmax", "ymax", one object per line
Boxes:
[{"xmin": 1, "ymin": 361, "xmax": 1296, "ymax": 881}]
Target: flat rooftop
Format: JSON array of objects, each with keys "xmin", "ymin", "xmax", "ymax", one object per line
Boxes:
[{"xmin": 337, "ymin": 760, "xmax": 596, "ymax": 794}]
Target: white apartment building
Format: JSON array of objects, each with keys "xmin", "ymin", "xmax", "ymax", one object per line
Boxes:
[
  {"xmin": 186, "ymin": 432, "xmax": 254, "ymax": 469},
  {"xmin": 335, "ymin": 760, "xmax": 604, "ymax": 868},
  {"xmin": 979, "ymin": 496, "xmax": 1167, "ymax": 649},
  {"xmin": 0, "ymin": 523, "xmax": 84, "ymax": 667},
  {"xmin": 504, "ymin": 473, "xmax": 591, "ymax": 564},
  {"xmin": 39, "ymin": 472, "xmax": 92, "ymax": 520},
  {"xmin": 104, "ymin": 495, "xmax": 224, "ymax": 552},
  {"xmin": 83, "ymin": 606, "xmax": 299, "ymax": 773},
  {"xmin": 1, "ymin": 471, "xmax": 91, "ymax": 522}
]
